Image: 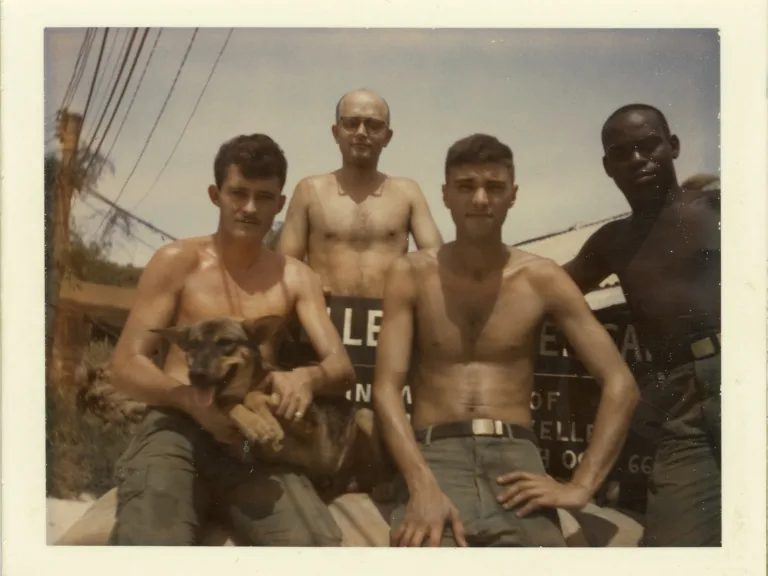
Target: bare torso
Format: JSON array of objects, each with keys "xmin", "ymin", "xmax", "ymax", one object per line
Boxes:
[
  {"xmin": 304, "ymin": 172, "xmax": 416, "ymax": 298},
  {"xmin": 407, "ymin": 246, "xmax": 547, "ymax": 430},
  {"xmin": 163, "ymin": 236, "xmax": 296, "ymax": 384},
  {"xmin": 597, "ymin": 188, "xmax": 720, "ymax": 354}
]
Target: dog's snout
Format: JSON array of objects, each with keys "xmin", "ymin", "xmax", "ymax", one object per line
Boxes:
[{"xmin": 188, "ymin": 366, "xmax": 208, "ymax": 385}]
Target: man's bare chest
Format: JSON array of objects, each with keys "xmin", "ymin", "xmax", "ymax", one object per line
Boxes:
[
  {"xmin": 308, "ymin": 193, "xmax": 410, "ymax": 245},
  {"xmin": 610, "ymin": 201, "xmax": 720, "ymax": 292},
  {"xmin": 178, "ymin": 268, "xmax": 293, "ymax": 322},
  {"xmin": 415, "ymin": 275, "xmax": 541, "ymax": 361}
]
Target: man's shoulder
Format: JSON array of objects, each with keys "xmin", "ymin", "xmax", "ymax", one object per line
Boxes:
[
  {"xmin": 387, "ymin": 175, "xmax": 423, "ymax": 197},
  {"xmin": 148, "ymin": 236, "xmax": 208, "ymax": 271}
]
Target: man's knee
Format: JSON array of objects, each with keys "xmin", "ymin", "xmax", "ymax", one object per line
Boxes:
[
  {"xmin": 109, "ymin": 466, "xmax": 201, "ymax": 545},
  {"xmin": 227, "ymin": 471, "xmax": 343, "ymax": 546},
  {"xmin": 110, "ymin": 411, "xmax": 206, "ymax": 546}
]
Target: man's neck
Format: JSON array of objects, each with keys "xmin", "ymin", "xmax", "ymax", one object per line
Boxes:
[
  {"xmin": 625, "ymin": 180, "xmax": 682, "ymax": 218},
  {"xmin": 213, "ymin": 230, "xmax": 264, "ymax": 271},
  {"xmin": 451, "ymin": 233, "xmax": 509, "ymax": 278},
  {"xmin": 338, "ymin": 162, "xmax": 380, "ymax": 185}
]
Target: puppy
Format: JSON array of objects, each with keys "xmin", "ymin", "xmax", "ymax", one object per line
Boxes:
[{"xmin": 151, "ymin": 315, "xmax": 359, "ymax": 481}]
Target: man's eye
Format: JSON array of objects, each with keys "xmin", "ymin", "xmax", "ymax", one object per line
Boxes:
[{"xmin": 217, "ymin": 339, "xmax": 235, "ymax": 348}]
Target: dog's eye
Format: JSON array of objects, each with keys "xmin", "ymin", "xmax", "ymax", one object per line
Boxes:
[{"xmin": 217, "ymin": 339, "xmax": 235, "ymax": 348}]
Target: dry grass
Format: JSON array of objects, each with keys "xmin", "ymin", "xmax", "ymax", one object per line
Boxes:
[{"xmin": 46, "ymin": 339, "xmax": 138, "ymax": 499}]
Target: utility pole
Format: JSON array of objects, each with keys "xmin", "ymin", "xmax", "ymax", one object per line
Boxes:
[{"xmin": 47, "ymin": 109, "xmax": 84, "ymax": 389}]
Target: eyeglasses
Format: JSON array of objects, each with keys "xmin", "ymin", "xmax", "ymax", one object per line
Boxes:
[{"xmin": 338, "ymin": 116, "xmax": 389, "ymax": 134}]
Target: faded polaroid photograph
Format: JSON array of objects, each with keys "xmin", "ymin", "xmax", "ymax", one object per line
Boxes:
[{"xmin": 2, "ymin": 1, "xmax": 766, "ymax": 575}]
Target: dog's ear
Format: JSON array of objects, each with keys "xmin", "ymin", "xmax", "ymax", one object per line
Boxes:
[
  {"xmin": 150, "ymin": 326, "xmax": 191, "ymax": 349},
  {"xmin": 242, "ymin": 315, "xmax": 284, "ymax": 346}
]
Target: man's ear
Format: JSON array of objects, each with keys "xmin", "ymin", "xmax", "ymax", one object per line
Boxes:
[
  {"xmin": 150, "ymin": 326, "xmax": 191, "ymax": 349},
  {"xmin": 242, "ymin": 315, "xmax": 284, "ymax": 346},
  {"xmin": 669, "ymin": 134, "xmax": 681, "ymax": 160},
  {"xmin": 208, "ymin": 184, "xmax": 221, "ymax": 207}
]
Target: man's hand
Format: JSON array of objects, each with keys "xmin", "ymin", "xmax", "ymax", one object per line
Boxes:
[
  {"xmin": 262, "ymin": 368, "xmax": 314, "ymax": 421},
  {"xmin": 391, "ymin": 482, "xmax": 468, "ymax": 547},
  {"xmin": 495, "ymin": 472, "xmax": 590, "ymax": 517}
]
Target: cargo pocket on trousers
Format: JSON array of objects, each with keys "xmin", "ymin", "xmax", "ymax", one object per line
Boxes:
[{"xmin": 113, "ymin": 465, "xmax": 148, "ymax": 513}]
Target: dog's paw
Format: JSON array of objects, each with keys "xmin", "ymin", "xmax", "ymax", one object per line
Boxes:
[{"xmin": 230, "ymin": 404, "xmax": 285, "ymax": 448}]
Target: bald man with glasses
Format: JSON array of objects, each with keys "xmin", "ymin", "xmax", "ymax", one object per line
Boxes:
[{"xmin": 278, "ymin": 89, "xmax": 443, "ymax": 299}]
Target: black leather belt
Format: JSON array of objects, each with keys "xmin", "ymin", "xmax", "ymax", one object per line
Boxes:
[
  {"xmin": 413, "ymin": 419, "xmax": 539, "ymax": 446},
  {"xmin": 653, "ymin": 332, "xmax": 721, "ymax": 370}
]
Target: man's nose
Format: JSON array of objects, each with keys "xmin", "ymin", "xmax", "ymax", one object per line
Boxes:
[
  {"xmin": 472, "ymin": 187, "xmax": 489, "ymax": 207},
  {"xmin": 354, "ymin": 122, "xmax": 369, "ymax": 137},
  {"xmin": 242, "ymin": 196, "xmax": 258, "ymax": 214}
]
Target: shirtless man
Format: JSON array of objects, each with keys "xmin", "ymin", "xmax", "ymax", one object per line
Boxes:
[
  {"xmin": 563, "ymin": 104, "xmax": 721, "ymax": 547},
  {"xmin": 277, "ymin": 89, "xmax": 443, "ymax": 298},
  {"xmin": 107, "ymin": 134, "xmax": 355, "ymax": 546},
  {"xmin": 372, "ymin": 133, "xmax": 640, "ymax": 547}
]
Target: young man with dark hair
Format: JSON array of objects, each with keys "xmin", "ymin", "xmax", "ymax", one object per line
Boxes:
[
  {"xmin": 108, "ymin": 134, "xmax": 355, "ymax": 546},
  {"xmin": 372, "ymin": 133, "xmax": 639, "ymax": 547},
  {"xmin": 564, "ymin": 104, "xmax": 722, "ymax": 546},
  {"xmin": 278, "ymin": 89, "xmax": 443, "ymax": 299}
]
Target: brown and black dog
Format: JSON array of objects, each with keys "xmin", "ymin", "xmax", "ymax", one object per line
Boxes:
[{"xmin": 152, "ymin": 315, "xmax": 393, "ymax": 500}]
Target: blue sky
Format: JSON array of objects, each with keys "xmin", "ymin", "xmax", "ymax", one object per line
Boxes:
[{"xmin": 44, "ymin": 27, "xmax": 720, "ymax": 266}]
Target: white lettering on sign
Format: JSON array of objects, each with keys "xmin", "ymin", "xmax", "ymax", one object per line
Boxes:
[
  {"xmin": 622, "ymin": 324, "xmax": 641, "ymax": 362},
  {"xmin": 547, "ymin": 391, "xmax": 560, "ymax": 411},
  {"xmin": 342, "ymin": 308, "xmax": 363, "ymax": 346},
  {"xmin": 540, "ymin": 420, "xmax": 553, "ymax": 441},
  {"xmin": 402, "ymin": 385, "xmax": 412, "ymax": 405},
  {"xmin": 367, "ymin": 310, "xmax": 383, "ymax": 347},
  {"xmin": 539, "ymin": 320, "xmax": 559, "ymax": 357},
  {"xmin": 628, "ymin": 455, "xmax": 653, "ymax": 475},
  {"xmin": 556, "ymin": 421, "xmax": 584, "ymax": 443},
  {"xmin": 562, "ymin": 450, "xmax": 585, "ymax": 470},
  {"xmin": 530, "ymin": 391, "xmax": 543, "ymax": 411}
]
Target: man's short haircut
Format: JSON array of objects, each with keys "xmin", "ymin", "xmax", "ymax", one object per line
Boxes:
[
  {"xmin": 335, "ymin": 89, "xmax": 391, "ymax": 125},
  {"xmin": 213, "ymin": 134, "xmax": 288, "ymax": 190},
  {"xmin": 444, "ymin": 133, "xmax": 514, "ymax": 181},
  {"xmin": 602, "ymin": 103, "xmax": 672, "ymax": 141}
]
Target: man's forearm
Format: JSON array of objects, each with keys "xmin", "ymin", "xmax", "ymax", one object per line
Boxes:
[
  {"xmin": 111, "ymin": 355, "xmax": 191, "ymax": 413},
  {"xmin": 305, "ymin": 351, "xmax": 355, "ymax": 396},
  {"xmin": 571, "ymin": 374, "xmax": 639, "ymax": 495},
  {"xmin": 373, "ymin": 385, "xmax": 437, "ymax": 492}
]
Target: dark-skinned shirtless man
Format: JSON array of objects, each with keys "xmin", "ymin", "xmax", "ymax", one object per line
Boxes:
[
  {"xmin": 372, "ymin": 134, "xmax": 640, "ymax": 547},
  {"xmin": 277, "ymin": 89, "xmax": 443, "ymax": 298},
  {"xmin": 564, "ymin": 104, "xmax": 721, "ymax": 547},
  {"xmin": 107, "ymin": 134, "xmax": 355, "ymax": 546}
]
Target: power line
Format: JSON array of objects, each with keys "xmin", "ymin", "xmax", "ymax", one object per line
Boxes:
[
  {"xmin": 80, "ymin": 28, "xmax": 110, "ymax": 129},
  {"xmin": 82, "ymin": 29, "xmax": 131, "ymax": 146},
  {"xmin": 100, "ymin": 28, "xmax": 163, "ymax": 172},
  {"xmin": 133, "ymin": 29, "xmax": 233, "ymax": 211},
  {"xmin": 95, "ymin": 28, "xmax": 199, "ymax": 236},
  {"xmin": 87, "ymin": 189, "xmax": 177, "ymax": 241},
  {"xmin": 58, "ymin": 29, "xmax": 92, "ymax": 112},
  {"xmin": 81, "ymin": 28, "xmax": 142, "ymax": 169}
]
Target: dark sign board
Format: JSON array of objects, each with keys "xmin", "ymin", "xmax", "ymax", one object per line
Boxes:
[{"xmin": 279, "ymin": 295, "xmax": 657, "ymax": 512}]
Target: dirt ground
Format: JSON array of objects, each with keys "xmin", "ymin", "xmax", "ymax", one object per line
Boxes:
[{"xmin": 47, "ymin": 496, "xmax": 96, "ymax": 544}]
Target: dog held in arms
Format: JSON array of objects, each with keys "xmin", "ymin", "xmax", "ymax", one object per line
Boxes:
[{"xmin": 151, "ymin": 314, "xmax": 393, "ymax": 500}]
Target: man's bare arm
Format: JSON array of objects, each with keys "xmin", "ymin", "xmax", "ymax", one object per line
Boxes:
[
  {"xmin": 372, "ymin": 256, "xmax": 435, "ymax": 490},
  {"xmin": 109, "ymin": 244, "xmax": 197, "ymax": 411},
  {"xmin": 535, "ymin": 261, "xmax": 639, "ymax": 496},
  {"xmin": 276, "ymin": 178, "xmax": 312, "ymax": 261},
  {"xmin": 291, "ymin": 261, "xmax": 355, "ymax": 396},
  {"xmin": 562, "ymin": 224, "xmax": 614, "ymax": 294},
  {"xmin": 406, "ymin": 181, "xmax": 443, "ymax": 250}
]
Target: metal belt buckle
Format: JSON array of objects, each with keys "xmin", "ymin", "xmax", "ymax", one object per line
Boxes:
[
  {"xmin": 471, "ymin": 419, "xmax": 503, "ymax": 436},
  {"xmin": 691, "ymin": 332, "xmax": 721, "ymax": 360}
]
